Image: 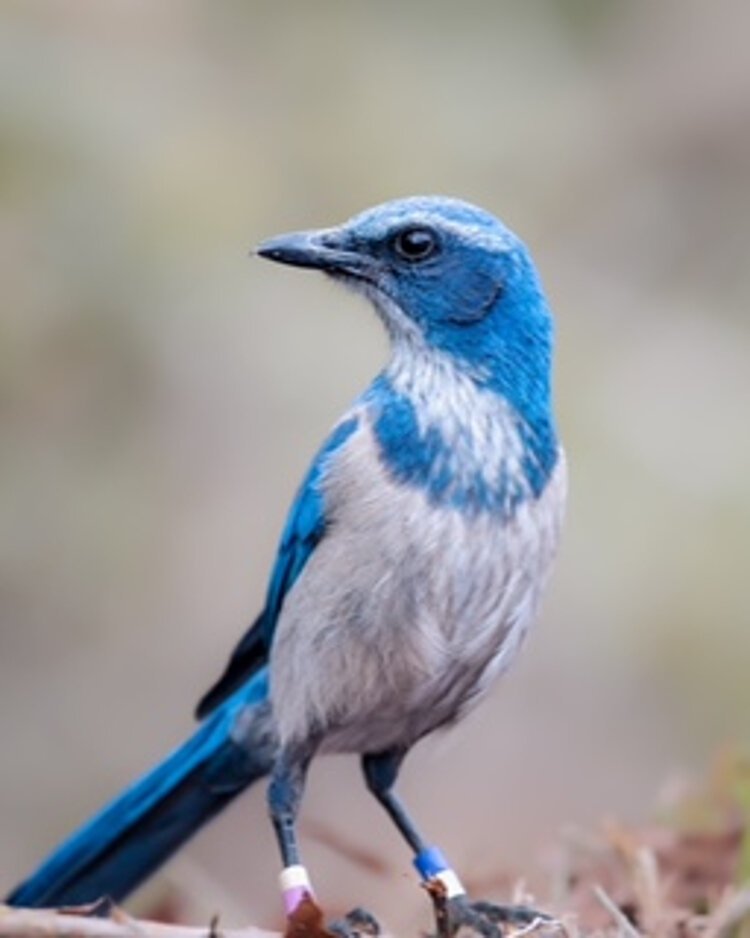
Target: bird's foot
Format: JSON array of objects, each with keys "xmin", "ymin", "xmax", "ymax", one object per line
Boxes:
[
  {"xmin": 328, "ymin": 907, "xmax": 381, "ymax": 938},
  {"xmin": 284, "ymin": 895, "xmax": 380, "ymax": 938},
  {"xmin": 429, "ymin": 887, "xmax": 554, "ymax": 938}
]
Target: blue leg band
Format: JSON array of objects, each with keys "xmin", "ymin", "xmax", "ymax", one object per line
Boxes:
[{"xmin": 414, "ymin": 846, "xmax": 466, "ymax": 898}]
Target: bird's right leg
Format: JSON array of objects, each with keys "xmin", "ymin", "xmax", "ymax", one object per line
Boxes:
[
  {"xmin": 362, "ymin": 750, "xmax": 549, "ymax": 938},
  {"xmin": 268, "ymin": 744, "xmax": 381, "ymax": 936},
  {"xmin": 267, "ymin": 743, "xmax": 316, "ymax": 916}
]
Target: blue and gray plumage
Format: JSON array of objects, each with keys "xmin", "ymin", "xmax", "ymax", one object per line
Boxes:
[{"xmin": 7, "ymin": 196, "xmax": 566, "ymax": 930}]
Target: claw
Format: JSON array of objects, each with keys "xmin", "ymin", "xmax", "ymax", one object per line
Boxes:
[
  {"xmin": 446, "ymin": 895, "xmax": 502, "ymax": 938},
  {"xmin": 328, "ymin": 907, "xmax": 381, "ymax": 938},
  {"xmin": 429, "ymin": 892, "xmax": 554, "ymax": 938},
  {"xmin": 468, "ymin": 900, "xmax": 552, "ymax": 927}
]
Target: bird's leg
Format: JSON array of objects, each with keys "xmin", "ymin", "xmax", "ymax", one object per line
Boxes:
[
  {"xmin": 268, "ymin": 747, "xmax": 382, "ymax": 937},
  {"xmin": 268, "ymin": 744, "xmax": 317, "ymax": 917},
  {"xmin": 362, "ymin": 751, "xmax": 551, "ymax": 938},
  {"xmin": 362, "ymin": 751, "xmax": 466, "ymax": 898},
  {"xmin": 270, "ymin": 744, "xmax": 381, "ymax": 937}
]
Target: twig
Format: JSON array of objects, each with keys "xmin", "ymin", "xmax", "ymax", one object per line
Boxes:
[
  {"xmin": 629, "ymin": 847, "xmax": 663, "ymax": 938},
  {"xmin": 591, "ymin": 886, "xmax": 642, "ymax": 938},
  {"xmin": 703, "ymin": 888, "xmax": 750, "ymax": 938},
  {"xmin": 0, "ymin": 905, "xmax": 278, "ymax": 938}
]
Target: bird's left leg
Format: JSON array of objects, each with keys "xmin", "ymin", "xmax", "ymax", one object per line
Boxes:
[{"xmin": 362, "ymin": 750, "xmax": 550, "ymax": 938}]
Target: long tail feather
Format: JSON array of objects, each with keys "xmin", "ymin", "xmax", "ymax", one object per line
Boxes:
[{"xmin": 7, "ymin": 670, "xmax": 275, "ymax": 908}]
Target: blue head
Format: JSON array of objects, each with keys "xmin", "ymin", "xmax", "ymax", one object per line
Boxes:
[{"xmin": 257, "ymin": 196, "xmax": 555, "ymax": 439}]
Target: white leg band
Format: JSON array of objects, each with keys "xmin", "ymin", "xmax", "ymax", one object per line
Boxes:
[
  {"xmin": 435, "ymin": 868, "xmax": 466, "ymax": 898},
  {"xmin": 279, "ymin": 864, "xmax": 312, "ymax": 891}
]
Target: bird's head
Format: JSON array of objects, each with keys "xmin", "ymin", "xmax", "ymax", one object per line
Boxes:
[{"xmin": 257, "ymin": 196, "xmax": 553, "ymax": 411}]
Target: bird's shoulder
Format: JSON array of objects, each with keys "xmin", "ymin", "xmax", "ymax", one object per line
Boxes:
[{"xmin": 195, "ymin": 411, "xmax": 361, "ymax": 718}]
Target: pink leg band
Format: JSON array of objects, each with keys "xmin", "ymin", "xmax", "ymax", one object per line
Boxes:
[{"xmin": 280, "ymin": 865, "xmax": 314, "ymax": 916}]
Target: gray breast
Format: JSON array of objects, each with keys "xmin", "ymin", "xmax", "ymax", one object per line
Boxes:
[{"xmin": 268, "ymin": 418, "xmax": 566, "ymax": 756}]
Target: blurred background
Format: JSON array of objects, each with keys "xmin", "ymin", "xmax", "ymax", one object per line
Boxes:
[{"xmin": 1, "ymin": 0, "xmax": 749, "ymax": 932}]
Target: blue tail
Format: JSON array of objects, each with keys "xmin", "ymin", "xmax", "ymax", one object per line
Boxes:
[{"xmin": 7, "ymin": 670, "xmax": 275, "ymax": 908}]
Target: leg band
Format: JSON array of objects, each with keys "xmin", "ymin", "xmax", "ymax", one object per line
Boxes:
[
  {"xmin": 279, "ymin": 864, "xmax": 313, "ymax": 916},
  {"xmin": 414, "ymin": 846, "xmax": 466, "ymax": 898}
]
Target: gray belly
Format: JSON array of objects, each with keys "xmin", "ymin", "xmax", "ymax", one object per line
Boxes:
[{"xmin": 268, "ymin": 446, "xmax": 566, "ymax": 756}]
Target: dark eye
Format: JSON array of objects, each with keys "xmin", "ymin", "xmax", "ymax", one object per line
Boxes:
[{"xmin": 392, "ymin": 227, "xmax": 439, "ymax": 262}]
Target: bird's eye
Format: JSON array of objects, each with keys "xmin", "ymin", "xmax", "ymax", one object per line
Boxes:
[{"xmin": 392, "ymin": 227, "xmax": 439, "ymax": 263}]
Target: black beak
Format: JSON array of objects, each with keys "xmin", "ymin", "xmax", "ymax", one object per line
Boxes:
[{"xmin": 255, "ymin": 229, "xmax": 372, "ymax": 280}]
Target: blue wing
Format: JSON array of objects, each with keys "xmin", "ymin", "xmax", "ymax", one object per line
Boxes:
[{"xmin": 195, "ymin": 414, "xmax": 359, "ymax": 717}]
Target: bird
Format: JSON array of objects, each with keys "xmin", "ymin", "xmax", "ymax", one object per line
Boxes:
[{"xmin": 6, "ymin": 196, "xmax": 567, "ymax": 936}]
